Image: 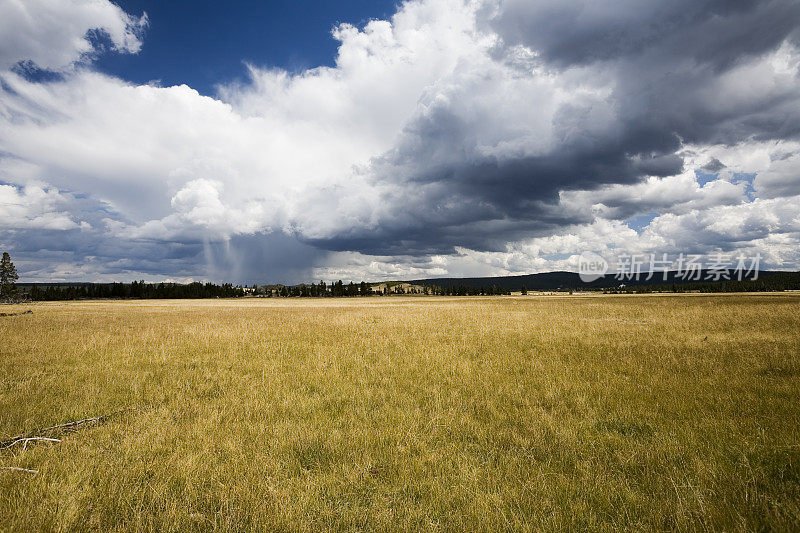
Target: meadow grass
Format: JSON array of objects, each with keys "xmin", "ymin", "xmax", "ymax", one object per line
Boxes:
[{"xmin": 1, "ymin": 294, "xmax": 799, "ymax": 531}]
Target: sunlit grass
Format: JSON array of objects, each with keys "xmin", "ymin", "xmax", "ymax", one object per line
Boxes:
[{"xmin": 1, "ymin": 294, "xmax": 799, "ymax": 531}]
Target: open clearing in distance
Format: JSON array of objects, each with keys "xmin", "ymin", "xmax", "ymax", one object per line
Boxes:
[{"xmin": 1, "ymin": 294, "xmax": 799, "ymax": 531}]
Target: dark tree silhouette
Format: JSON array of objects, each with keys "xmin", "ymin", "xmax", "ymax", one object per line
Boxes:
[{"xmin": 0, "ymin": 252, "xmax": 19, "ymax": 299}]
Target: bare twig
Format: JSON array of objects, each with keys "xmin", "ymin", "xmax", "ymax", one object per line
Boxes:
[
  {"xmin": 0, "ymin": 406, "xmax": 144, "ymax": 450},
  {"xmin": 3, "ymin": 437, "xmax": 62, "ymax": 451},
  {"xmin": 37, "ymin": 416, "xmax": 104, "ymax": 434},
  {"xmin": 0, "ymin": 466, "xmax": 38, "ymax": 474}
]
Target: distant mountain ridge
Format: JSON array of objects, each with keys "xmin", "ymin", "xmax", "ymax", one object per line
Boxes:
[{"xmin": 410, "ymin": 270, "xmax": 800, "ymax": 291}]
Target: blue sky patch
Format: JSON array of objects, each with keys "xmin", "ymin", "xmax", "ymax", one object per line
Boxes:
[
  {"xmin": 94, "ymin": 0, "xmax": 398, "ymax": 96},
  {"xmin": 625, "ymin": 212, "xmax": 659, "ymax": 234}
]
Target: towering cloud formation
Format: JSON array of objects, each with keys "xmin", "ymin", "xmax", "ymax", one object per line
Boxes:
[
  {"xmin": 0, "ymin": 0, "xmax": 146, "ymax": 71},
  {"xmin": 1, "ymin": 0, "xmax": 799, "ymax": 282}
]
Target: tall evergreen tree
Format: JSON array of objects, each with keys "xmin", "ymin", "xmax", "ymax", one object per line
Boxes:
[{"xmin": 0, "ymin": 252, "xmax": 19, "ymax": 298}]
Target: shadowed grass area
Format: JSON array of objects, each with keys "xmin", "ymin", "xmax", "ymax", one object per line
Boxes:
[{"xmin": 1, "ymin": 294, "xmax": 799, "ymax": 531}]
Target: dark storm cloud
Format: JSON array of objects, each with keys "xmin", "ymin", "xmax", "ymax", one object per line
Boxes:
[
  {"xmin": 703, "ymin": 158, "xmax": 726, "ymax": 173},
  {"xmin": 490, "ymin": 0, "xmax": 800, "ymax": 146},
  {"xmin": 9, "ymin": 227, "xmax": 327, "ymax": 284},
  {"xmin": 492, "ymin": 0, "xmax": 800, "ymax": 69},
  {"xmin": 305, "ymin": 0, "xmax": 800, "ymax": 256},
  {"xmin": 8, "ymin": 226, "xmax": 207, "ymax": 280}
]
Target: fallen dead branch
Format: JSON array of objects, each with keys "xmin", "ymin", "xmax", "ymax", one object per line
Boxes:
[
  {"xmin": 0, "ymin": 406, "xmax": 144, "ymax": 450},
  {"xmin": 3, "ymin": 437, "xmax": 61, "ymax": 451},
  {"xmin": 580, "ymin": 317, "xmax": 648, "ymax": 325},
  {"xmin": 0, "ymin": 466, "xmax": 38, "ymax": 474},
  {"xmin": 0, "ymin": 310, "xmax": 33, "ymax": 317},
  {"xmin": 36, "ymin": 416, "xmax": 105, "ymax": 435}
]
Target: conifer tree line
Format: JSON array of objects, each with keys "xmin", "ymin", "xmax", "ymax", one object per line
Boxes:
[
  {"xmin": 258, "ymin": 280, "xmax": 372, "ymax": 297},
  {"xmin": 602, "ymin": 272, "xmax": 800, "ymax": 294},
  {"xmin": 27, "ymin": 281, "xmax": 245, "ymax": 300},
  {"xmin": 19, "ymin": 279, "xmax": 512, "ymax": 300},
  {"xmin": 426, "ymin": 285, "xmax": 511, "ymax": 296},
  {"xmin": 254, "ymin": 282, "xmax": 511, "ymax": 297}
]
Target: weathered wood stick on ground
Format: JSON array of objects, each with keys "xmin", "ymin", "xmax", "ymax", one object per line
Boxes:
[
  {"xmin": 0, "ymin": 407, "xmax": 144, "ymax": 450},
  {"xmin": 0, "ymin": 467, "xmax": 38, "ymax": 474}
]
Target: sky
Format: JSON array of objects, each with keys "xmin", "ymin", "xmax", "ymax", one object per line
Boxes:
[
  {"xmin": 92, "ymin": 0, "xmax": 399, "ymax": 96},
  {"xmin": 1, "ymin": 0, "xmax": 800, "ymax": 284}
]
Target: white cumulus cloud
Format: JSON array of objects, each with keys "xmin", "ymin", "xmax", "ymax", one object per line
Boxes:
[{"xmin": 0, "ymin": 0, "xmax": 147, "ymax": 71}]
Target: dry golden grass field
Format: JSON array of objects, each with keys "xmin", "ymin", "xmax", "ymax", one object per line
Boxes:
[{"xmin": 1, "ymin": 294, "xmax": 799, "ymax": 531}]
